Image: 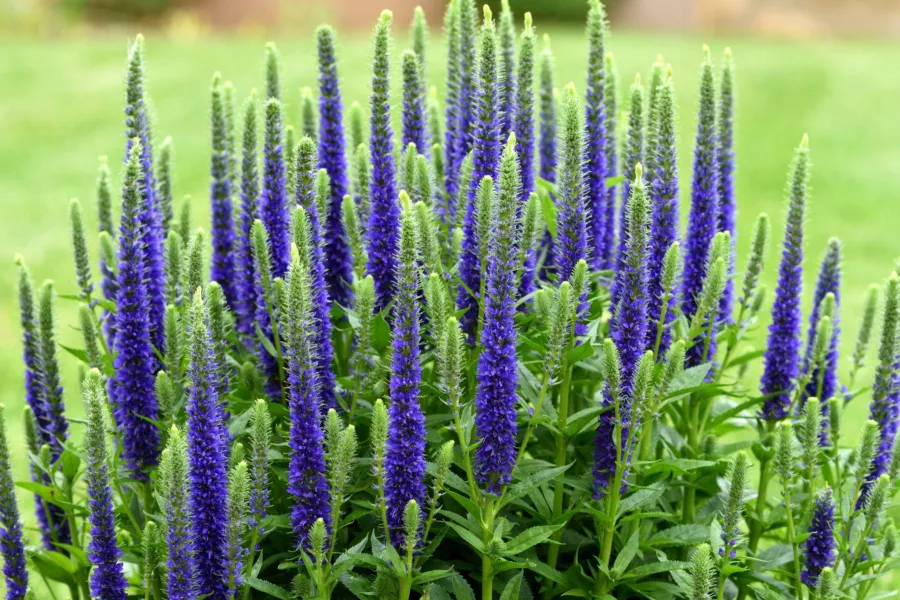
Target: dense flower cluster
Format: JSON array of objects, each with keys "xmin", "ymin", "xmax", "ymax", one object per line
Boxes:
[{"xmin": 7, "ymin": 3, "xmax": 900, "ymax": 599}]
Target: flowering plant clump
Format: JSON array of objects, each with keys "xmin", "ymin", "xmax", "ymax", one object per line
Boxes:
[{"xmin": 8, "ymin": 1, "xmax": 900, "ymax": 598}]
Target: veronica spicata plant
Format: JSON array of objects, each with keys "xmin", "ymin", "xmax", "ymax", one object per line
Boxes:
[{"xmin": 8, "ymin": 4, "xmax": 900, "ymax": 599}]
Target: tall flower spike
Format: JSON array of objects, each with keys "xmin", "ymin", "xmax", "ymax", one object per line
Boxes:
[
  {"xmin": 124, "ymin": 35, "xmax": 166, "ymax": 357},
  {"xmin": 739, "ymin": 213, "xmax": 769, "ymax": 313},
  {"xmin": 457, "ymin": 0, "xmax": 478, "ymax": 159},
  {"xmin": 225, "ymin": 461, "xmax": 249, "ymax": 594},
  {"xmin": 236, "ymin": 89, "xmax": 261, "ymax": 338},
  {"xmin": 646, "ymin": 75, "xmax": 679, "ymax": 352},
  {"xmin": 261, "ymin": 98, "xmax": 291, "ymax": 278},
  {"xmin": 113, "ymin": 140, "xmax": 160, "ymax": 477},
  {"xmin": 717, "ymin": 48, "xmax": 737, "ymax": 323},
  {"xmin": 412, "ymin": 6, "xmax": 427, "ymax": 75},
  {"xmin": 186, "ymin": 289, "xmax": 230, "ymax": 599},
  {"xmin": 643, "ymin": 58, "xmax": 665, "ymax": 189},
  {"xmin": 617, "ymin": 73, "xmax": 643, "ymax": 269},
  {"xmin": 250, "ymin": 220, "xmax": 281, "ymax": 398},
  {"xmin": 224, "ymin": 82, "xmax": 239, "ymax": 194},
  {"xmin": 555, "ymin": 82, "xmax": 588, "ymax": 283},
  {"xmin": 248, "ymin": 400, "xmax": 272, "ymax": 529},
  {"xmin": 285, "ymin": 126, "xmax": 298, "ymax": 218},
  {"xmin": 384, "ymin": 206, "xmax": 426, "ymax": 548},
  {"xmin": 295, "ymin": 140, "xmax": 337, "ymax": 411},
  {"xmin": 442, "ymin": 0, "xmax": 463, "ymax": 203},
  {"xmin": 16, "ymin": 257, "xmax": 49, "ymax": 444},
  {"xmin": 761, "ymin": 135, "xmax": 810, "ymax": 420},
  {"xmin": 802, "ymin": 487, "xmax": 835, "ymax": 586},
  {"xmin": 720, "ymin": 451, "xmax": 749, "ymax": 558},
  {"xmin": 428, "ymin": 94, "xmax": 443, "ymax": 172},
  {"xmin": 300, "ymin": 87, "xmax": 317, "ymax": 141},
  {"xmin": 348, "ymin": 101, "xmax": 364, "ymax": 151},
  {"xmin": 595, "ymin": 165, "xmax": 650, "ymax": 497},
  {"xmin": 402, "ymin": 49, "xmax": 429, "ymax": 156},
  {"xmin": 0, "ymin": 404, "xmax": 28, "ymax": 599},
  {"xmin": 37, "ymin": 281, "xmax": 68, "ymax": 452},
  {"xmin": 209, "ymin": 73, "xmax": 237, "ymax": 306},
  {"xmin": 681, "ymin": 47, "xmax": 720, "ymax": 367},
  {"xmin": 867, "ymin": 273, "xmax": 900, "ymax": 490},
  {"xmin": 517, "ymin": 192, "xmax": 540, "ymax": 300},
  {"xmin": 514, "ymin": 13, "xmax": 535, "ymax": 201},
  {"xmin": 96, "ymin": 155, "xmax": 114, "ymax": 236},
  {"xmin": 498, "ymin": 0, "xmax": 517, "ymax": 142},
  {"xmin": 584, "ymin": 0, "xmax": 612, "ymax": 270},
  {"xmin": 851, "ymin": 284, "xmax": 879, "ymax": 383},
  {"xmin": 83, "ymin": 370, "xmax": 128, "ymax": 600},
  {"xmin": 158, "ymin": 137, "xmax": 174, "ymax": 236},
  {"xmin": 265, "ymin": 42, "xmax": 280, "ymax": 100},
  {"xmin": 457, "ymin": 5, "xmax": 502, "ymax": 338},
  {"xmin": 803, "ymin": 239, "xmax": 841, "ymax": 408},
  {"xmin": 284, "ymin": 248, "xmax": 331, "ymax": 548},
  {"xmin": 69, "ymin": 199, "xmax": 94, "ymax": 302},
  {"xmin": 159, "ymin": 426, "xmax": 192, "ymax": 600},
  {"xmin": 366, "ymin": 11, "xmax": 401, "ymax": 309},
  {"xmin": 689, "ymin": 545, "xmax": 713, "ymax": 600},
  {"xmin": 593, "ymin": 338, "xmax": 621, "ymax": 498},
  {"xmin": 474, "ymin": 135, "xmax": 522, "ymax": 492},
  {"xmin": 538, "ymin": 34, "xmax": 557, "ymax": 277},
  {"xmin": 342, "ymin": 194, "xmax": 367, "ymax": 279},
  {"xmin": 316, "ymin": 25, "xmax": 354, "ymax": 308},
  {"xmin": 603, "ymin": 52, "xmax": 619, "ymax": 263}
]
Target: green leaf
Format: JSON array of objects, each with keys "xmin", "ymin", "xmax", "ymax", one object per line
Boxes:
[
  {"xmin": 447, "ymin": 523, "xmax": 486, "ymax": 554},
  {"xmin": 499, "ymin": 571, "xmax": 524, "ymax": 600},
  {"xmin": 665, "ymin": 364, "xmax": 712, "ymax": 397},
  {"xmin": 540, "ymin": 188, "xmax": 558, "ymax": 240},
  {"xmin": 611, "ymin": 530, "xmax": 639, "ymax": 578},
  {"xmin": 616, "ymin": 482, "xmax": 666, "ymax": 518},
  {"xmin": 504, "ymin": 524, "xmax": 564, "ymax": 556},
  {"xmin": 501, "ymin": 464, "xmax": 571, "ymax": 509},
  {"xmin": 565, "ymin": 405, "xmax": 608, "ymax": 438},
  {"xmin": 565, "ymin": 341, "xmax": 594, "ymax": 364},
  {"xmin": 414, "ymin": 569, "xmax": 454, "ymax": 585},
  {"xmin": 620, "ymin": 560, "xmax": 691, "ymax": 580},
  {"xmin": 708, "ymin": 395, "xmax": 767, "ymax": 429},
  {"xmin": 30, "ymin": 551, "xmax": 76, "ymax": 584},
  {"xmin": 648, "ymin": 524, "xmax": 710, "ymax": 548},
  {"xmin": 638, "ymin": 458, "xmax": 716, "ymax": 477},
  {"xmin": 254, "ymin": 324, "xmax": 279, "ymax": 358},
  {"xmin": 246, "ymin": 577, "xmax": 293, "ymax": 600},
  {"xmin": 59, "ymin": 343, "xmax": 90, "ymax": 365}
]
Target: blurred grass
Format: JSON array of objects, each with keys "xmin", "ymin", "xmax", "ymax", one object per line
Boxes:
[{"xmin": 1, "ymin": 21, "xmax": 899, "ymax": 566}]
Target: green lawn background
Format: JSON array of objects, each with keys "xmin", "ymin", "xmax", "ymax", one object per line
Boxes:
[{"xmin": 0, "ymin": 20, "xmax": 899, "ymax": 577}]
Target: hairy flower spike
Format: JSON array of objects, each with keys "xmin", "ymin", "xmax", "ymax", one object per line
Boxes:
[
  {"xmin": 159, "ymin": 427, "xmax": 192, "ymax": 600},
  {"xmin": 366, "ymin": 11, "xmax": 401, "ymax": 310},
  {"xmin": 186, "ymin": 289, "xmax": 230, "ymax": 598},
  {"xmin": 773, "ymin": 421, "xmax": 794, "ymax": 486},
  {"xmin": 866, "ymin": 273, "xmax": 900, "ymax": 493},
  {"xmin": 402, "ymin": 49, "xmax": 429, "ymax": 156},
  {"xmin": 78, "ymin": 304, "xmax": 101, "ymax": 370},
  {"xmin": 498, "ymin": 0, "xmax": 517, "ymax": 142},
  {"xmin": 647, "ymin": 78, "xmax": 680, "ymax": 352},
  {"xmin": 556, "ymin": 82, "xmax": 588, "ymax": 282},
  {"xmin": 68, "ymin": 199, "xmax": 94, "ymax": 302},
  {"xmin": 617, "ymin": 73, "xmax": 643, "ymax": 270},
  {"xmin": 342, "ymin": 194, "xmax": 367, "ymax": 279},
  {"xmin": 803, "ymin": 240, "xmax": 841, "ymax": 419},
  {"xmin": 682, "ymin": 48, "xmax": 720, "ymax": 367},
  {"xmin": 248, "ymin": 400, "xmax": 271, "ymax": 528},
  {"xmin": 384, "ymin": 207, "xmax": 427, "ymax": 547},
  {"xmin": 720, "ymin": 451, "xmax": 749, "ymax": 558},
  {"xmin": 96, "ymin": 155, "xmax": 114, "ymax": 236},
  {"xmin": 209, "ymin": 73, "xmax": 237, "ymax": 306},
  {"xmin": 851, "ymin": 284, "xmax": 879, "ymax": 382},
  {"xmin": 124, "ymin": 35, "xmax": 166, "ymax": 358},
  {"xmin": 412, "ymin": 6, "xmax": 427, "ymax": 75},
  {"xmin": 83, "ymin": 371, "xmax": 128, "ymax": 600},
  {"xmin": 315, "ymin": 25, "xmax": 354, "ymax": 308},
  {"xmin": 643, "ymin": 59, "xmax": 665, "ymax": 188},
  {"xmin": 457, "ymin": 0, "xmax": 478, "ymax": 159},
  {"xmin": 538, "ymin": 35, "xmax": 557, "ymax": 185},
  {"xmin": 260, "ymin": 98, "xmax": 291, "ymax": 279},
  {"xmin": 518, "ymin": 191, "xmax": 540, "ymax": 298},
  {"xmin": 442, "ymin": 0, "xmax": 463, "ymax": 205},
  {"xmin": 236, "ymin": 89, "xmax": 261, "ymax": 338},
  {"xmin": 761, "ymin": 135, "xmax": 810, "ymax": 420},
  {"xmin": 350, "ymin": 275, "xmax": 376, "ymax": 396},
  {"xmin": 265, "ymin": 42, "xmax": 280, "ymax": 100},
  {"xmin": 802, "ymin": 487, "xmax": 835, "ymax": 586},
  {"xmin": 457, "ymin": 6, "xmax": 502, "ymax": 337},
  {"xmin": 113, "ymin": 140, "xmax": 159, "ymax": 477},
  {"xmin": 185, "ymin": 228, "xmax": 206, "ymax": 307},
  {"xmin": 301, "ymin": 87, "xmax": 316, "ymax": 141},
  {"xmin": 584, "ymin": 0, "xmax": 612, "ymax": 270},
  {"xmin": 0, "ymin": 405, "xmax": 28, "ymax": 599},
  {"xmin": 689, "ymin": 544, "xmax": 713, "ymax": 600},
  {"xmin": 717, "ymin": 49, "xmax": 737, "ymax": 322},
  {"xmin": 474, "ymin": 136, "xmax": 522, "ymax": 492},
  {"xmin": 739, "ymin": 213, "xmax": 769, "ymax": 313},
  {"xmin": 226, "ymin": 461, "xmax": 250, "ymax": 593},
  {"xmin": 250, "ymin": 220, "xmax": 280, "ymax": 397},
  {"xmin": 515, "ymin": 13, "xmax": 536, "ymax": 203}
]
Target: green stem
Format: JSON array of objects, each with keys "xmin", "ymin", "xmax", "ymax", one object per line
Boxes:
[
  {"xmin": 482, "ymin": 495, "xmax": 495, "ymax": 600},
  {"xmin": 782, "ymin": 489, "xmax": 804, "ymax": 600},
  {"xmin": 546, "ymin": 366, "xmax": 572, "ymax": 570},
  {"xmin": 748, "ymin": 456, "xmax": 771, "ymax": 555},
  {"xmin": 242, "ymin": 528, "xmax": 260, "ymax": 600},
  {"xmin": 453, "ymin": 404, "xmax": 480, "ymax": 506},
  {"xmin": 716, "ymin": 556, "xmax": 729, "ymax": 600},
  {"xmin": 513, "ymin": 377, "xmax": 551, "ymax": 469},
  {"xmin": 652, "ymin": 292, "xmax": 671, "ymax": 358}
]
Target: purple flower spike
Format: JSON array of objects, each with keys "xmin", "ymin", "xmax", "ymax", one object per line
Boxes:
[
  {"xmin": 802, "ymin": 488, "xmax": 835, "ymax": 586},
  {"xmin": 761, "ymin": 135, "xmax": 810, "ymax": 421},
  {"xmin": 209, "ymin": 73, "xmax": 237, "ymax": 305}
]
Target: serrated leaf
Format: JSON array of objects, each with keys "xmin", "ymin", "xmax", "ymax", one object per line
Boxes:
[
  {"xmin": 414, "ymin": 569, "xmax": 454, "ymax": 585},
  {"xmin": 499, "ymin": 571, "xmax": 524, "ymax": 600},
  {"xmin": 648, "ymin": 524, "xmax": 710, "ymax": 547},
  {"xmin": 621, "ymin": 560, "xmax": 691, "ymax": 580},
  {"xmin": 616, "ymin": 482, "xmax": 666, "ymax": 518},
  {"xmin": 639, "ymin": 458, "xmax": 715, "ymax": 476},
  {"xmin": 611, "ymin": 530, "xmax": 640, "ymax": 578},
  {"xmin": 501, "ymin": 464, "xmax": 571, "ymax": 509},
  {"xmin": 246, "ymin": 576, "xmax": 292, "ymax": 599},
  {"xmin": 504, "ymin": 524, "xmax": 564, "ymax": 556},
  {"xmin": 447, "ymin": 523, "xmax": 486, "ymax": 553},
  {"xmin": 665, "ymin": 364, "xmax": 712, "ymax": 397}
]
